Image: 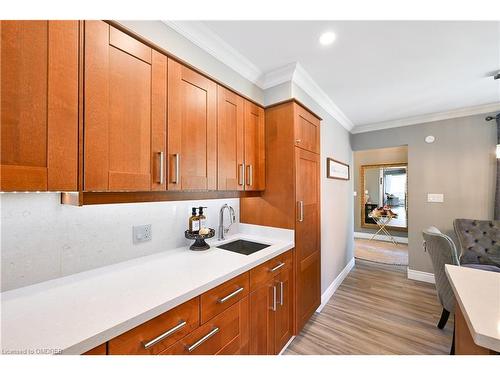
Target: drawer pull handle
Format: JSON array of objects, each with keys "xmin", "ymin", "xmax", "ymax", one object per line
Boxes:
[
  {"xmin": 143, "ymin": 320, "xmax": 187, "ymax": 349},
  {"xmin": 186, "ymin": 327, "xmax": 220, "ymax": 352},
  {"xmin": 279, "ymin": 281, "xmax": 284, "ymax": 306},
  {"xmin": 238, "ymin": 163, "xmax": 245, "ymax": 186},
  {"xmin": 270, "ymin": 262, "xmax": 285, "ymax": 273},
  {"xmin": 218, "ymin": 287, "xmax": 244, "ymax": 304}
]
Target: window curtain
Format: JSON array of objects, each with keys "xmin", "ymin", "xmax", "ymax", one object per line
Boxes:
[{"xmin": 495, "ymin": 114, "xmax": 500, "ymax": 220}]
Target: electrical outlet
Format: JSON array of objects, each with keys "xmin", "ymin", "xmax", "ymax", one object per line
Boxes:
[{"xmin": 133, "ymin": 224, "xmax": 152, "ymax": 244}]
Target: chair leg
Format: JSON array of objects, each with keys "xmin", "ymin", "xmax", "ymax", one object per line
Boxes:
[{"xmin": 437, "ymin": 308, "xmax": 450, "ymax": 329}]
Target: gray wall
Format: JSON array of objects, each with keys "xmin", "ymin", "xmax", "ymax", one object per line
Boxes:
[
  {"xmin": 353, "ymin": 146, "xmax": 408, "ymax": 236},
  {"xmin": 292, "ymin": 83, "xmax": 354, "ymax": 293},
  {"xmin": 351, "ymin": 114, "xmax": 497, "ymax": 273}
]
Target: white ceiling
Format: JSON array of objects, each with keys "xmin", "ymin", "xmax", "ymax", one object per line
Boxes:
[{"xmin": 188, "ymin": 21, "xmax": 500, "ymax": 130}]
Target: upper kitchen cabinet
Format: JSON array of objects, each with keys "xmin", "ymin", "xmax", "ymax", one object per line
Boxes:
[
  {"xmin": 168, "ymin": 59, "xmax": 217, "ymax": 191},
  {"xmin": 1, "ymin": 21, "xmax": 79, "ymax": 191},
  {"xmin": 294, "ymin": 104, "xmax": 320, "ymax": 154},
  {"xmin": 84, "ymin": 21, "xmax": 167, "ymax": 191},
  {"xmin": 217, "ymin": 86, "xmax": 244, "ymax": 191},
  {"xmin": 243, "ymin": 101, "xmax": 265, "ymax": 191},
  {"xmin": 217, "ymin": 86, "xmax": 265, "ymax": 192}
]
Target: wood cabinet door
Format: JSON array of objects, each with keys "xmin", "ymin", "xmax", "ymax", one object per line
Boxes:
[
  {"xmin": 84, "ymin": 21, "xmax": 166, "ymax": 191},
  {"xmin": 1, "ymin": 21, "xmax": 78, "ymax": 191},
  {"xmin": 217, "ymin": 86, "xmax": 244, "ymax": 191},
  {"xmin": 295, "ymin": 147, "xmax": 321, "ymax": 332},
  {"xmin": 249, "ymin": 278, "xmax": 276, "ymax": 354},
  {"xmin": 243, "ymin": 100, "xmax": 265, "ymax": 191},
  {"xmin": 294, "ymin": 103, "xmax": 320, "ymax": 154},
  {"xmin": 168, "ymin": 59, "xmax": 216, "ymax": 191},
  {"xmin": 274, "ymin": 266, "xmax": 293, "ymax": 354}
]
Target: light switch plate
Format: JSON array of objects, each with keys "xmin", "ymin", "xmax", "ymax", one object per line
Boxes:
[
  {"xmin": 133, "ymin": 224, "xmax": 152, "ymax": 243},
  {"xmin": 427, "ymin": 193, "xmax": 444, "ymax": 203}
]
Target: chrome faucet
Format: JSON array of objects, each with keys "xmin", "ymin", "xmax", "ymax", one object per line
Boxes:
[{"xmin": 218, "ymin": 204, "xmax": 236, "ymax": 240}]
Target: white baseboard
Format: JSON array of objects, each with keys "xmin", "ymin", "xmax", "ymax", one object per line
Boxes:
[
  {"xmin": 316, "ymin": 257, "xmax": 355, "ymax": 313},
  {"xmin": 354, "ymin": 231, "xmax": 408, "ymax": 244},
  {"xmin": 407, "ymin": 267, "xmax": 435, "ymax": 284},
  {"xmin": 278, "ymin": 335, "xmax": 296, "ymax": 355}
]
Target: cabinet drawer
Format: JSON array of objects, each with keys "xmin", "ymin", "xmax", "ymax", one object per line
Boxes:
[
  {"xmin": 160, "ymin": 300, "xmax": 241, "ymax": 355},
  {"xmin": 108, "ymin": 297, "xmax": 199, "ymax": 354},
  {"xmin": 250, "ymin": 250, "xmax": 293, "ymax": 291},
  {"xmin": 201, "ymin": 272, "xmax": 249, "ymax": 324}
]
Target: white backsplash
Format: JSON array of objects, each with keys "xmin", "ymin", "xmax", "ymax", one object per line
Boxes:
[{"xmin": 0, "ymin": 193, "xmax": 239, "ymax": 291}]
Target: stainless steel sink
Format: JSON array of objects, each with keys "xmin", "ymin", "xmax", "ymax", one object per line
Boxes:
[{"xmin": 217, "ymin": 239, "xmax": 270, "ymax": 255}]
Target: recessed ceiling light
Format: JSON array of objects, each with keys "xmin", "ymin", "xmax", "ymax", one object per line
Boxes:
[{"xmin": 319, "ymin": 31, "xmax": 336, "ymax": 46}]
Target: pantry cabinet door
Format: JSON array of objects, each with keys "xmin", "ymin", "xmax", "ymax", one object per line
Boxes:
[
  {"xmin": 295, "ymin": 147, "xmax": 321, "ymax": 332},
  {"xmin": 168, "ymin": 59, "xmax": 217, "ymax": 191},
  {"xmin": 217, "ymin": 86, "xmax": 244, "ymax": 191},
  {"xmin": 84, "ymin": 21, "xmax": 166, "ymax": 191},
  {"xmin": 243, "ymin": 100, "xmax": 265, "ymax": 191},
  {"xmin": 1, "ymin": 21, "xmax": 78, "ymax": 191}
]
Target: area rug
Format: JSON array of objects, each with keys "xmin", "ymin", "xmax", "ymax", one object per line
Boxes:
[{"xmin": 354, "ymin": 238, "xmax": 409, "ymax": 266}]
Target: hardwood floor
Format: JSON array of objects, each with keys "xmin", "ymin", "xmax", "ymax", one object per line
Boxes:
[
  {"xmin": 285, "ymin": 259, "xmax": 453, "ymax": 354},
  {"xmin": 354, "ymin": 238, "xmax": 408, "ymax": 266}
]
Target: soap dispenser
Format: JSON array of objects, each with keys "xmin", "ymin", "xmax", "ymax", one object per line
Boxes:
[
  {"xmin": 198, "ymin": 206, "xmax": 208, "ymax": 229},
  {"xmin": 189, "ymin": 207, "xmax": 200, "ymax": 233}
]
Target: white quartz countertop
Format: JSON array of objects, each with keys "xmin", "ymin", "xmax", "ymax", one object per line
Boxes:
[
  {"xmin": 1, "ymin": 224, "xmax": 294, "ymax": 355},
  {"xmin": 445, "ymin": 264, "xmax": 500, "ymax": 352}
]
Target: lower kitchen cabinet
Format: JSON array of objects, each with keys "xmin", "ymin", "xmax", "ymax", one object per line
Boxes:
[
  {"xmin": 85, "ymin": 249, "xmax": 293, "ymax": 355},
  {"xmin": 249, "ymin": 251, "xmax": 294, "ymax": 355}
]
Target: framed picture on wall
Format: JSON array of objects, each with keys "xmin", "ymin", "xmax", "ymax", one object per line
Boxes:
[{"xmin": 327, "ymin": 158, "xmax": 350, "ymax": 180}]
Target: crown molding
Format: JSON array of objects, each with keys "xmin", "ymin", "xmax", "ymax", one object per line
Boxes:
[
  {"xmin": 291, "ymin": 63, "xmax": 354, "ymax": 131},
  {"xmin": 162, "ymin": 21, "xmax": 262, "ymax": 84},
  {"xmin": 162, "ymin": 21, "xmax": 355, "ymax": 132},
  {"xmin": 351, "ymin": 102, "xmax": 500, "ymax": 134}
]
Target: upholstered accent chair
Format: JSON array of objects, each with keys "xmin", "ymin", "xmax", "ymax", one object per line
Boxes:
[
  {"xmin": 453, "ymin": 219, "xmax": 500, "ymax": 272},
  {"xmin": 422, "ymin": 227, "xmax": 460, "ymax": 330}
]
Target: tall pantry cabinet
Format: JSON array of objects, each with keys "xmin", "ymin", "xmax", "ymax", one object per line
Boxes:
[{"xmin": 240, "ymin": 100, "xmax": 321, "ymax": 333}]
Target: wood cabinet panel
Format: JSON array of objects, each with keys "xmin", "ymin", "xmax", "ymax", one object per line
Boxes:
[
  {"xmin": 1, "ymin": 20, "xmax": 78, "ymax": 191},
  {"xmin": 294, "ymin": 104, "xmax": 320, "ymax": 154},
  {"xmin": 200, "ymin": 272, "xmax": 249, "ymax": 324},
  {"xmin": 83, "ymin": 343, "xmax": 107, "ymax": 355},
  {"xmin": 295, "ymin": 147, "xmax": 321, "ymax": 332},
  {"xmin": 217, "ymin": 86, "xmax": 244, "ymax": 191},
  {"xmin": 249, "ymin": 277, "xmax": 275, "ymax": 354},
  {"xmin": 168, "ymin": 59, "xmax": 216, "ymax": 191},
  {"xmin": 84, "ymin": 21, "xmax": 163, "ymax": 192},
  {"xmin": 275, "ymin": 265, "xmax": 293, "ymax": 353},
  {"xmin": 108, "ymin": 297, "xmax": 199, "ymax": 355},
  {"xmin": 244, "ymin": 100, "xmax": 265, "ymax": 191},
  {"xmin": 160, "ymin": 300, "xmax": 241, "ymax": 355}
]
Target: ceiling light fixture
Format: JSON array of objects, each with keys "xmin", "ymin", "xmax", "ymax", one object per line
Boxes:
[{"xmin": 319, "ymin": 31, "xmax": 336, "ymax": 46}]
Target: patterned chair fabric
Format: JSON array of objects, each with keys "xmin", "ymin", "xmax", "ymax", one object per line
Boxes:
[
  {"xmin": 422, "ymin": 227, "xmax": 460, "ymax": 313},
  {"xmin": 453, "ymin": 219, "xmax": 500, "ymax": 270}
]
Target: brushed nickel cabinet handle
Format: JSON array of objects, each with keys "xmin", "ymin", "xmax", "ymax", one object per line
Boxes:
[
  {"xmin": 270, "ymin": 262, "xmax": 285, "ymax": 273},
  {"xmin": 186, "ymin": 327, "xmax": 220, "ymax": 352},
  {"xmin": 218, "ymin": 287, "xmax": 244, "ymax": 304},
  {"xmin": 271, "ymin": 285, "xmax": 277, "ymax": 312},
  {"xmin": 279, "ymin": 281, "xmax": 284, "ymax": 306},
  {"xmin": 297, "ymin": 201, "xmax": 304, "ymax": 222},
  {"xmin": 238, "ymin": 163, "xmax": 245, "ymax": 186},
  {"xmin": 143, "ymin": 320, "xmax": 187, "ymax": 349},
  {"xmin": 246, "ymin": 165, "xmax": 253, "ymax": 186},
  {"xmin": 157, "ymin": 151, "xmax": 164, "ymax": 184},
  {"xmin": 172, "ymin": 153, "xmax": 180, "ymax": 184},
  {"xmin": 295, "ymin": 139, "xmax": 301, "ymax": 144}
]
